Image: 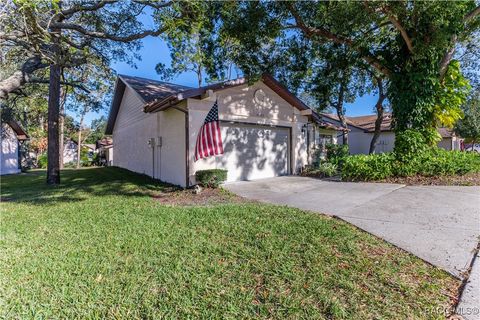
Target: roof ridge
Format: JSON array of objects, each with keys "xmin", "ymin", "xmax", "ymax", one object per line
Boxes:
[{"xmin": 118, "ymin": 74, "xmax": 194, "ymax": 89}]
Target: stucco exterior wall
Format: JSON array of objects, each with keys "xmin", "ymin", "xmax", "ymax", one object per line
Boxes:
[
  {"xmin": 187, "ymin": 81, "xmax": 309, "ymax": 185},
  {"xmin": 1, "ymin": 124, "xmax": 20, "ymax": 175},
  {"xmin": 155, "ymin": 106, "xmax": 186, "ymax": 186},
  {"xmin": 112, "ymin": 86, "xmax": 158, "ymax": 177}
]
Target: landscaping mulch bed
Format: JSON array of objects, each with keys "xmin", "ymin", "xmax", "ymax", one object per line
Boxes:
[
  {"xmin": 152, "ymin": 187, "xmax": 251, "ymax": 206},
  {"xmin": 379, "ymin": 172, "xmax": 480, "ymax": 186}
]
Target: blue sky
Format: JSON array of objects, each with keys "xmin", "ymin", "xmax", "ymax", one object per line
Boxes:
[{"xmin": 76, "ymin": 36, "xmax": 379, "ymax": 126}]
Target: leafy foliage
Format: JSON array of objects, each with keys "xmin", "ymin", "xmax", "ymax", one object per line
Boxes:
[
  {"xmin": 342, "ymin": 153, "xmax": 395, "ymax": 181},
  {"xmin": 305, "ymin": 162, "xmax": 338, "ymax": 178},
  {"xmin": 342, "ymin": 149, "xmax": 480, "ymax": 181},
  {"xmin": 195, "ymin": 169, "xmax": 228, "ymax": 188},
  {"xmin": 325, "ymin": 143, "xmax": 350, "ymax": 166},
  {"xmin": 455, "ymin": 91, "xmax": 480, "ymax": 143}
]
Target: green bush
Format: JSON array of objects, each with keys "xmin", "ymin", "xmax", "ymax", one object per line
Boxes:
[
  {"xmin": 195, "ymin": 169, "xmax": 228, "ymax": 188},
  {"xmin": 37, "ymin": 153, "xmax": 48, "ymax": 169},
  {"xmin": 342, "ymin": 153, "xmax": 394, "ymax": 181},
  {"xmin": 393, "ymin": 129, "xmax": 429, "ymax": 161},
  {"xmin": 326, "ymin": 143, "xmax": 349, "ymax": 166},
  {"xmin": 414, "ymin": 149, "xmax": 480, "ymax": 176},
  {"xmin": 306, "ymin": 162, "xmax": 338, "ymax": 178},
  {"xmin": 342, "ymin": 148, "xmax": 480, "ymax": 181}
]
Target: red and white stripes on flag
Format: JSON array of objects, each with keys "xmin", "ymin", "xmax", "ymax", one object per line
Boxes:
[{"xmin": 194, "ymin": 100, "xmax": 224, "ymax": 161}]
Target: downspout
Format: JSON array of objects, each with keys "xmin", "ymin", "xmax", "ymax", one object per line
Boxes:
[{"xmin": 185, "ymin": 111, "xmax": 189, "ymax": 188}]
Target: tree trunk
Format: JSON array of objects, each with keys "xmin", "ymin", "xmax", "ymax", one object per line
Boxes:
[
  {"xmin": 76, "ymin": 114, "xmax": 84, "ymax": 169},
  {"xmin": 46, "ymin": 64, "xmax": 61, "ymax": 185},
  {"xmin": 335, "ymin": 82, "xmax": 348, "ymax": 145},
  {"xmin": 59, "ymin": 89, "xmax": 65, "ymax": 169},
  {"xmin": 369, "ymin": 78, "xmax": 386, "ymax": 154},
  {"xmin": 197, "ymin": 64, "xmax": 202, "ymax": 87}
]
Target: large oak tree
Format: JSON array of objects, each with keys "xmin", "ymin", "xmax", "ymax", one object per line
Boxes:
[{"xmin": 0, "ymin": 0, "xmax": 178, "ymax": 184}]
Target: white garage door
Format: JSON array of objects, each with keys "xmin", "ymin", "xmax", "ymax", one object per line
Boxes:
[{"xmin": 218, "ymin": 122, "xmax": 290, "ymax": 182}]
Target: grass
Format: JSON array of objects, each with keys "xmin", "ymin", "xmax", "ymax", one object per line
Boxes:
[{"xmin": 1, "ymin": 167, "xmax": 458, "ymax": 319}]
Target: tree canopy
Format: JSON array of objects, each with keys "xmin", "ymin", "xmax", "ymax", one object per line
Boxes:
[{"xmin": 205, "ymin": 1, "xmax": 479, "ymax": 144}]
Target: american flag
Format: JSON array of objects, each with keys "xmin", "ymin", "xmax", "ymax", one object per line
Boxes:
[{"xmin": 194, "ymin": 100, "xmax": 224, "ymax": 161}]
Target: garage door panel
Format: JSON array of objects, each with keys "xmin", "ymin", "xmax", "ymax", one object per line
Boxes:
[{"xmin": 218, "ymin": 123, "xmax": 289, "ymax": 182}]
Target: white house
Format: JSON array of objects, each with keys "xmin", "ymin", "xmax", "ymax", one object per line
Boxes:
[
  {"xmin": 106, "ymin": 74, "xmax": 343, "ymax": 187},
  {"xmin": 1, "ymin": 121, "xmax": 28, "ymax": 175},
  {"xmin": 320, "ymin": 113, "xmax": 463, "ymax": 154}
]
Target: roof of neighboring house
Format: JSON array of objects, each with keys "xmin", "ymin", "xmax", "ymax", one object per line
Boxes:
[
  {"xmin": 6, "ymin": 120, "xmax": 28, "ymax": 140},
  {"xmin": 437, "ymin": 127, "xmax": 457, "ymax": 138},
  {"xmin": 106, "ymin": 74, "xmax": 310, "ymax": 134},
  {"xmin": 83, "ymin": 144, "xmax": 96, "ymax": 151},
  {"xmin": 311, "ymin": 111, "xmax": 347, "ymax": 131},
  {"xmin": 321, "ymin": 112, "xmax": 459, "ymax": 138}
]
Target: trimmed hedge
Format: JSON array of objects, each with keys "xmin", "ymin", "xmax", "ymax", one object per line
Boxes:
[
  {"xmin": 195, "ymin": 169, "xmax": 228, "ymax": 188},
  {"xmin": 342, "ymin": 149, "xmax": 480, "ymax": 181}
]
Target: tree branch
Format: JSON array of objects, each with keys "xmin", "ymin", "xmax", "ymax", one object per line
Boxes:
[
  {"xmin": 49, "ymin": 22, "xmax": 167, "ymax": 42},
  {"xmin": 58, "ymin": 1, "xmax": 114, "ymax": 19},
  {"xmin": 0, "ymin": 56, "xmax": 48, "ymax": 99},
  {"xmin": 439, "ymin": 6, "xmax": 480, "ymax": 79},
  {"xmin": 464, "ymin": 5, "xmax": 480, "ymax": 23},
  {"xmin": 28, "ymin": 78, "xmax": 91, "ymax": 93},
  {"xmin": 286, "ymin": 3, "xmax": 392, "ymax": 77},
  {"xmin": 133, "ymin": 0, "xmax": 173, "ymax": 10},
  {"xmin": 380, "ymin": 6, "xmax": 414, "ymax": 53}
]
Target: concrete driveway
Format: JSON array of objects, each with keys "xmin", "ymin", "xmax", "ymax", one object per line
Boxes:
[{"xmin": 225, "ymin": 176, "xmax": 480, "ymax": 317}]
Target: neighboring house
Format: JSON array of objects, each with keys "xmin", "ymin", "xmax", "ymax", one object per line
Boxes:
[
  {"xmin": 106, "ymin": 74, "xmax": 343, "ymax": 187},
  {"xmin": 1, "ymin": 121, "xmax": 28, "ymax": 175},
  {"xmin": 63, "ymin": 139, "xmax": 78, "ymax": 164},
  {"xmin": 320, "ymin": 113, "xmax": 463, "ymax": 154},
  {"xmin": 63, "ymin": 140, "xmax": 97, "ymax": 165},
  {"xmin": 436, "ymin": 128, "xmax": 464, "ymax": 151},
  {"xmin": 96, "ymin": 137, "xmax": 113, "ymax": 166}
]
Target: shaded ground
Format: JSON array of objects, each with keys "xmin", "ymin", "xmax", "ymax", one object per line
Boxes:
[{"xmin": 1, "ymin": 168, "xmax": 460, "ymax": 319}]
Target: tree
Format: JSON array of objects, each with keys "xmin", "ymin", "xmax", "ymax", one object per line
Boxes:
[
  {"xmin": 213, "ymin": 1, "xmax": 480, "ymax": 148},
  {"xmin": 85, "ymin": 116, "xmax": 107, "ymax": 145},
  {"xmin": 369, "ymin": 76, "xmax": 387, "ymax": 154},
  {"xmin": 155, "ymin": 1, "xmax": 240, "ymax": 86},
  {"xmin": 455, "ymin": 91, "xmax": 480, "ymax": 149},
  {"xmin": 0, "ymin": 0, "xmax": 178, "ymax": 184}
]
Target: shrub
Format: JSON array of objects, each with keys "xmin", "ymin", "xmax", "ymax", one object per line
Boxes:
[
  {"xmin": 393, "ymin": 129, "xmax": 429, "ymax": 161},
  {"xmin": 37, "ymin": 153, "xmax": 48, "ymax": 168},
  {"xmin": 326, "ymin": 143, "xmax": 349, "ymax": 166},
  {"xmin": 195, "ymin": 169, "xmax": 228, "ymax": 188},
  {"xmin": 342, "ymin": 148, "xmax": 480, "ymax": 181},
  {"xmin": 306, "ymin": 162, "xmax": 338, "ymax": 178},
  {"xmin": 342, "ymin": 153, "xmax": 394, "ymax": 181},
  {"xmin": 413, "ymin": 149, "xmax": 480, "ymax": 176}
]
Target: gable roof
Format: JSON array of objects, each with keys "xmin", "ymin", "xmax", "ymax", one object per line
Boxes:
[
  {"xmin": 6, "ymin": 120, "xmax": 28, "ymax": 140},
  {"xmin": 106, "ymin": 74, "xmax": 310, "ymax": 134},
  {"xmin": 143, "ymin": 74, "xmax": 310, "ymax": 113},
  {"xmin": 119, "ymin": 74, "xmax": 193, "ymax": 103}
]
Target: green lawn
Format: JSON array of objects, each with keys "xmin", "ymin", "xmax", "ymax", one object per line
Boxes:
[{"xmin": 1, "ymin": 167, "xmax": 457, "ymax": 319}]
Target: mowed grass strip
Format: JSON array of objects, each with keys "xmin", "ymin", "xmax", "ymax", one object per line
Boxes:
[{"xmin": 1, "ymin": 167, "xmax": 458, "ymax": 319}]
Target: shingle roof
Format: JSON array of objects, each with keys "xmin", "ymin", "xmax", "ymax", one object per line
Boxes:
[
  {"xmin": 6, "ymin": 120, "xmax": 28, "ymax": 140},
  {"xmin": 119, "ymin": 74, "xmax": 193, "ymax": 103},
  {"xmin": 437, "ymin": 127, "xmax": 455, "ymax": 138},
  {"xmin": 321, "ymin": 112, "xmax": 457, "ymax": 137},
  {"xmin": 106, "ymin": 73, "xmax": 312, "ymax": 134}
]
